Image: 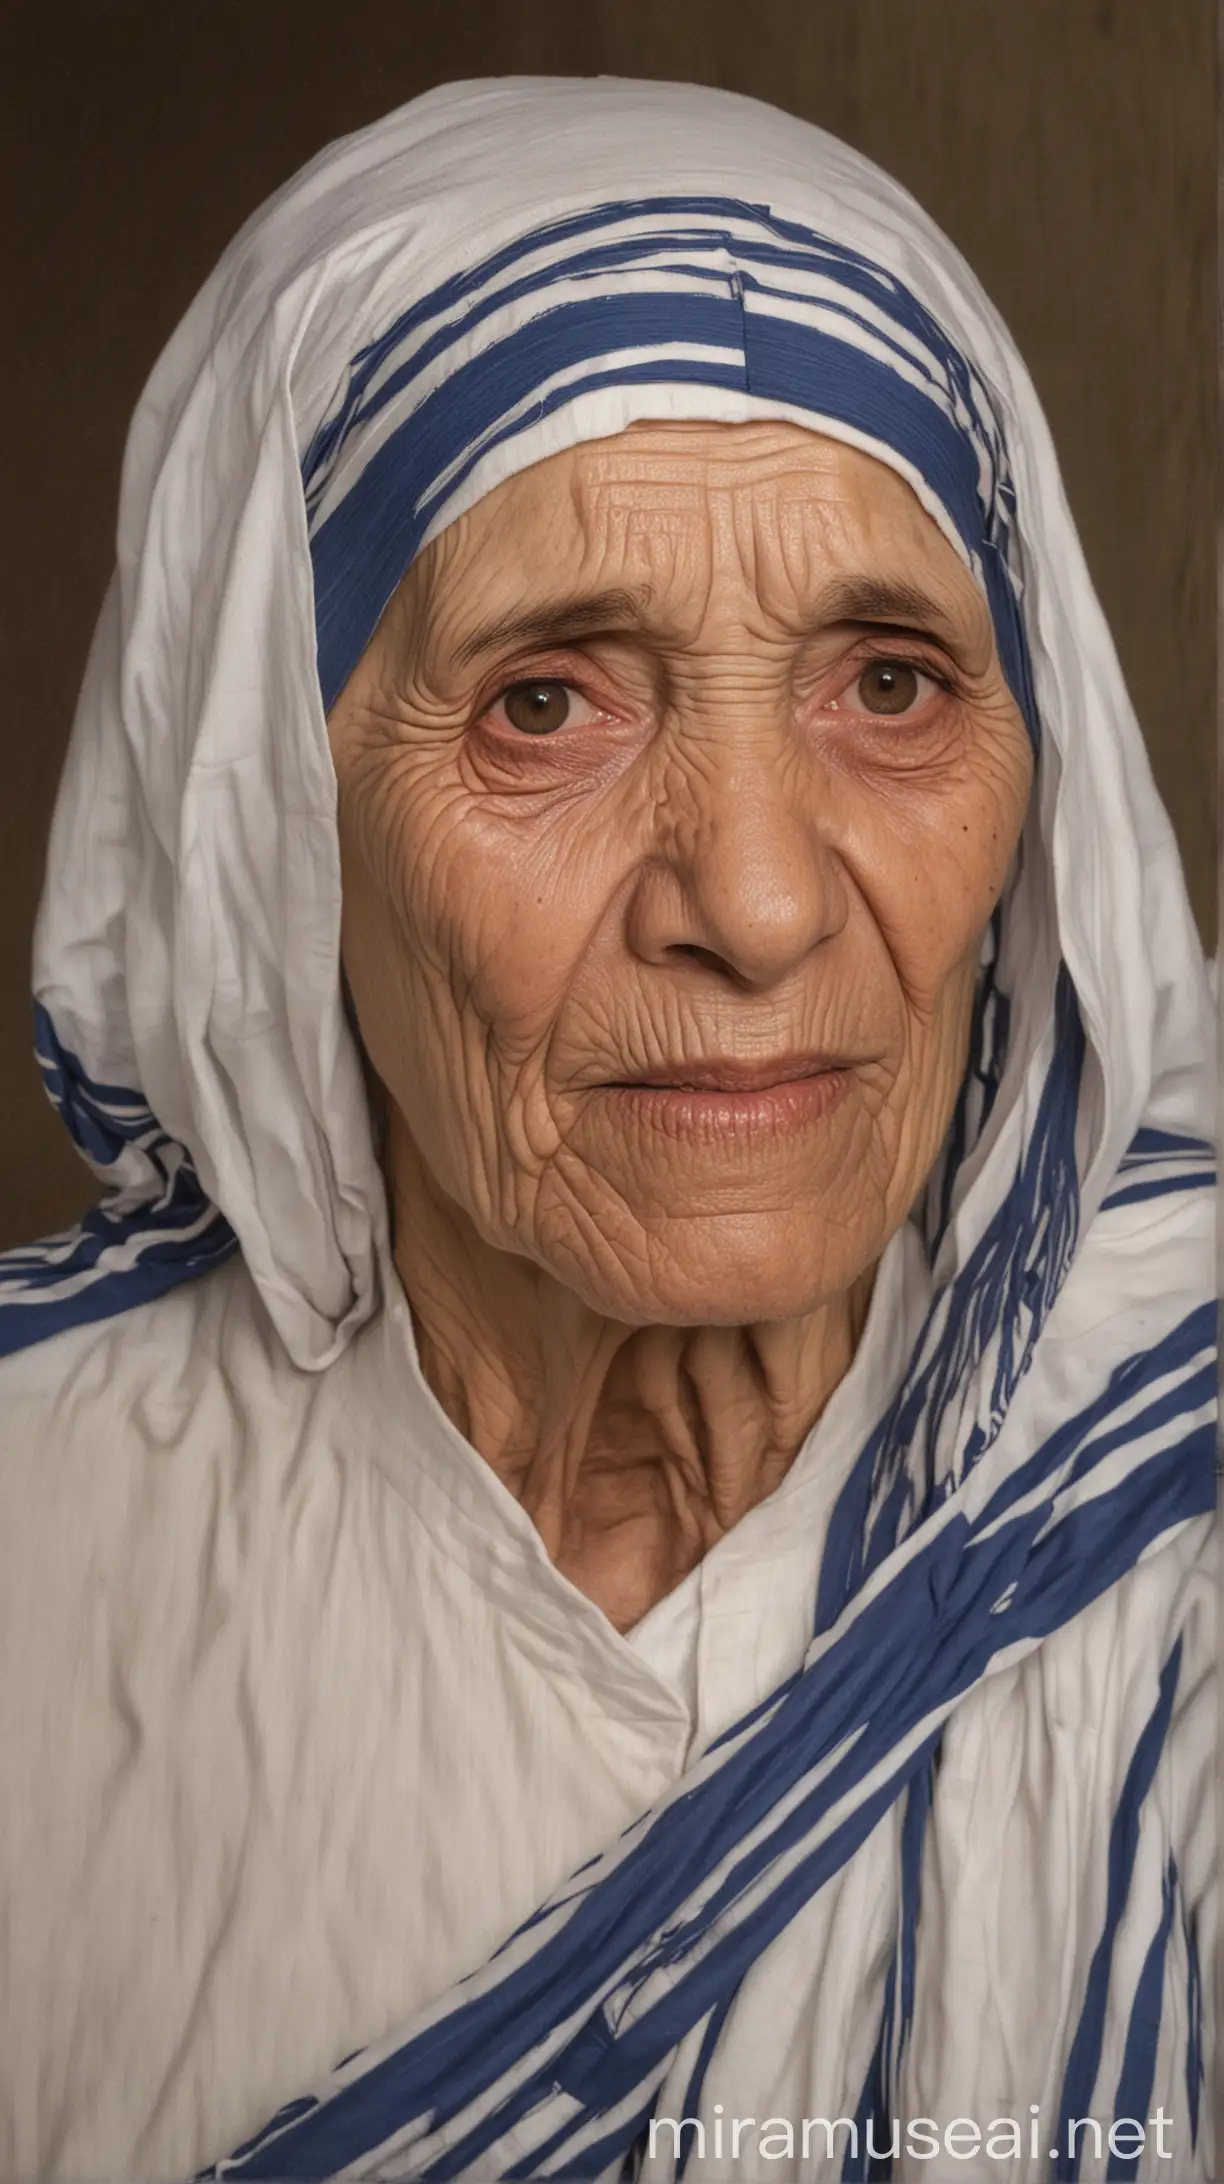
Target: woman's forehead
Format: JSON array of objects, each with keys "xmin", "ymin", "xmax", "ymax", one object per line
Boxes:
[
  {"xmin": 464, "ymin": 418, "xmax": 929, "ymax": 513},
  {"xmin": 410, "ymin": 419, "xmax": 984, "ymax": 634}
]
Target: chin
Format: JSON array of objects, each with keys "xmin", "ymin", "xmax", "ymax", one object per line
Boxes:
[{"xmin": 550, "ymin": 1218, "xmax": 868, "ymax": 1329}]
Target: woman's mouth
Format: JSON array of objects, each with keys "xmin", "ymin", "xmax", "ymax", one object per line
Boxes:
[{"xmin": 596, "ymin": 1056, "xmax": 855, "ymax": 1143}]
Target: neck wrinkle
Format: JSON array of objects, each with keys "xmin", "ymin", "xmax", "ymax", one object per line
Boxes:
[{"xmin": 384, "ymin": 1110, "xmax": 875, "ymax": 1624}]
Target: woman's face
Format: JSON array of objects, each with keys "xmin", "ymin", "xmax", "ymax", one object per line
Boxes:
[{"xmin": 328, "ymin": 420, "xmax": 1033, "ymax": 1325}]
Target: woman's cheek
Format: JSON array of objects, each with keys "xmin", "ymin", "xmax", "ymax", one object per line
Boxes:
[
  {"xmin": 848, "ymin": 815, "xmax": 999, "ymax": 1003},
  {"xmin": 415, "ymin": 826, "xmax": 582, "ymax": 1029}
]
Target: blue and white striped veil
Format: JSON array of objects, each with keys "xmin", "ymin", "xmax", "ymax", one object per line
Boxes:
[{"xmin": 5, "ymin": 76, "xmax": 1215, "ymax": 2182}]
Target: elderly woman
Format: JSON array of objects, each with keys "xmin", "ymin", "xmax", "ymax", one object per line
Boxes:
[{"xmin": 0, "ymin": 76, "xmax": 1215, "ymax": 2184}]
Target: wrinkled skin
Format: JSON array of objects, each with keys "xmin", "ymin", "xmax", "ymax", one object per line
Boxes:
[{"xmin": 328, "ymin": 421, "xmax": 1032, "ymax": 1630}]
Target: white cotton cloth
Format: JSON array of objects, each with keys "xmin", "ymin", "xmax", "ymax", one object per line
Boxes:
[{"xmin": 0, "ymin": 1192, "xmax": 1212, "ymax": 2183}]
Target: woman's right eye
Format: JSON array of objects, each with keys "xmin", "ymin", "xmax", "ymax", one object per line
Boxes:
[{"xmin": 485, "ymin": 680, "xmax": 600, "ymax": 736}]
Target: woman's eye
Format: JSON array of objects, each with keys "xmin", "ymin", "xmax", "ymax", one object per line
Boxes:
[
  {"xmin": 487, "ymin": 680, "xmax": 597, "ymax": 736},
  {"xmin": 843, "ymin": 658, "xmax": 939, "ymax": 717}
]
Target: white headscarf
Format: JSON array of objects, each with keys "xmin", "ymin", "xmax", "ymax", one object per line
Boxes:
[{"xmin": 3, "ymin": 77, "xmax": 1214, "ymax": 2182}]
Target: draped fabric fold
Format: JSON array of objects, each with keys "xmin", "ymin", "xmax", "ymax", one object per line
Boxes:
[{"xmin": 198, "ymin": 1302, "xmax": 1213, "ymax": 2182}]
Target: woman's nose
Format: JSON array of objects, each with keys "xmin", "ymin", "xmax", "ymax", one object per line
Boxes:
[{"xmin": 625, "ymin": 746, "xmax": 846, "ymax": 990}]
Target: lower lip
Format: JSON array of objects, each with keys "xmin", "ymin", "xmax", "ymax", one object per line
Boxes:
[{"xmin": 599, "ymin": 1069, "xmax": 852, "ymax": 1144}]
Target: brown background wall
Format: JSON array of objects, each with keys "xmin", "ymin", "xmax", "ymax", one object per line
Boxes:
[{"xmin": 1, "ymin": 0, "xmax": 1215, "ymax": 1251}]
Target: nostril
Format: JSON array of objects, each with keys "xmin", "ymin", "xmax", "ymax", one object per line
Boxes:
[
  {"xmin": 666, "ymin": 940, "xmax": 777, "ymax": 993},
  {"xmin": 669, "ymin": 941, "xmax": 735, "ymax": 974}
]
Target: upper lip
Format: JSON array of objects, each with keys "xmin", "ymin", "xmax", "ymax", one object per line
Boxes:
[{"xmin": 605, "ymin": 1052, "xmax": 850, "ymax": 1092}]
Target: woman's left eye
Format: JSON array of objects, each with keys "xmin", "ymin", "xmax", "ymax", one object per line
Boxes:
[
  {"xmin": 484, "ymin": 680, "xmax": 601, "ymax": 736},
  {"xmin": 837, "ymin": 658, "xmax": 942, "ymax": 718}
]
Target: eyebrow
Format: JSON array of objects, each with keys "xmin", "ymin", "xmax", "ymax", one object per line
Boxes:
[
  {"xmin": 453, "ymin": 587, "xmax": 655, "ymax": 665},
  {"xmin": 451, "ymin": 572, "xmax": 971, "ymax": 668},
  {"xmin": 812, "ymin": 575, "xmax": 968, "ymax": 640}
]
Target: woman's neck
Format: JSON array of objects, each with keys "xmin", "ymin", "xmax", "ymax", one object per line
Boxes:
[{"xmin": 383, "ymin": 1112, "xmax": 873, "ymax": 1632}]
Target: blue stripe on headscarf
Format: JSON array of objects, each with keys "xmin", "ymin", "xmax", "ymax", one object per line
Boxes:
[
  {"xmin": 0, "ymin": 1003, "xmax": 238, "ymax": 1359},
  {"xmin": 300, "ymin": 196, "xmax": 1000, "ymax": 496},
  {"xmin": 305, "ymin": 196, "xmax": 1037, "ymax": 739}
]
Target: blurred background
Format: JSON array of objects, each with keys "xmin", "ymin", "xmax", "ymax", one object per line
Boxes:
[{"xmin": 1, "ymin": 0, "xmax": 1215, "ymax": 1249}]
